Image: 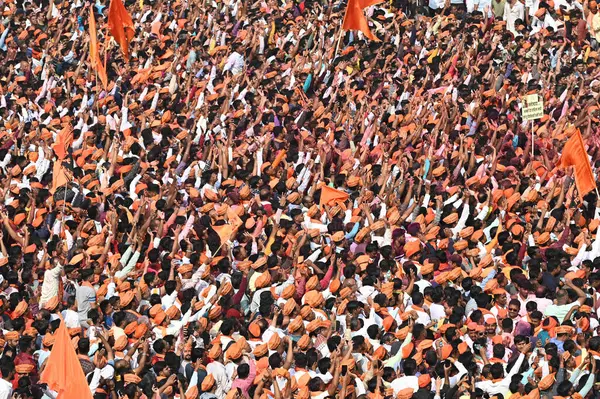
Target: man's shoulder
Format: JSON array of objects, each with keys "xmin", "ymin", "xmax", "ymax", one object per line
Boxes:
[
  {"xmin": 75, "ymin": 284, "xmax": 87, "ymax": 292},
  {"xmin": 544, "ymin": 303, "xmax": 558, "ymax": 311},
  {"xmin": 548, "ymin": 301, "xmax": 578, "ymax": 310},
  {"xmin": 394, "ymin": 375, "xmax": 418, "ymax": 383},
  {"xmin": 0, "ymin": 378, "xmax": 11, "ymax": 393}
]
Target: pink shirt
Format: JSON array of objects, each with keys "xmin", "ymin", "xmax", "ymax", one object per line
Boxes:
[{"xmin": 230, "ymin": 359, "xmax": 256, "ymax": 395}]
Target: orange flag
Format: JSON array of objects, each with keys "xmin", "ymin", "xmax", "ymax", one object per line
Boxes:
[
  {"xmin": 559, "ymin": 129, "xmax": 597, "ymax": 200},
  {"xmin": 40, "ymin": 319, "xmax": 93, "ymax": 399},
  {"xmin": 108, "ymin": 0, "xmax": 135, "ymax": 61},
  {"xmin": 226, "ymin": 208, "xmax": 243, "ymax": 230},
  {"xmin": 320, "ymin": 186, "xmax": 350, "ymax": 207},
  {"xmin": 89, "ymin": 5, "xmax": 108, "ymax": 89},
  {"xmin": 213, "ymin": 224, "xmax": 234, "ymax": 244},
  {"xmin": 51, "ymin": 125, "xmax": 73, "ymax": 161},
  {"xmin": 342, "ymin": 0, "xmax": 380, "ymax": 41},
  {"xmin": 50, "ymin": 162, "xmax": 71, "ymax": 195}
]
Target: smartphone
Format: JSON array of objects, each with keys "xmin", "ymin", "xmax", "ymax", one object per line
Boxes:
[{"xmin": 341, "ymin": 365, "xmax": 348, "ymax": 376}]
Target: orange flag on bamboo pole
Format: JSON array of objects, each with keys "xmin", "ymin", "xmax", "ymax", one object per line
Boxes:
[
  {"xmin": 50, "ymin": 162, "xmax": 71, "ymax": 195},
  {"xmin": 342, "ymin": 0, "xmax": 380, "ymax": 41},
  {"xmin": 558, "ymin": 129, "xmax": 597, "ymax": 200},
  {"xmin": 108, "ymin": 0, "xmax": 135, "ymax": 61},
  {"xmin": 213, "ymin": 224, "xmax": 234, "ymax": 244},
  {"xmin": 40, "ymin": 319, "xmax": 93, "ymax": 399},
  {"xmin": 51, "ymin": 125, "xmax": 73, "ymax": 161},
  {"xmin": 88, "ymin": 5, "xmax": 108, "ymax": 89},
  {"xmin": 320, "ymin": 186, "xmax": 350, "ymax": 207}
]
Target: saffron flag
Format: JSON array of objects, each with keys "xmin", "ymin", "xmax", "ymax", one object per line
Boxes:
[
  {"xmin": 226, "ymin": 208, "xmax": 244, "ymax": 231},
  {"xmin": 319, "ymin": 186, "xmax": 350, "ymax": 207},
  {"xmin": 50, "ymin": 162, "xmax": 71, "ymax": 195},
  {"xmin": 88, "ymin": 5, "xmax": 108, "ymax": 89},
  {"xmin": 559, "ymin": 129, "xmax": 597, "ymax": 200},
  {"xmin": 342, "ymin": 0, "xmax": 380, "ymax": 41},
  {"xmin": 40, "ymin": 319, "xmax": 93, "ymax": 399},
  {"xmin": 108, "ymin": 0, "xmax": 135, "ymax": 61},
  {"xmin": 213, "ymin": 224, "xmax": 234, "ymax": 244},
  {"xmin": 51, "ymin": 125, "xmax": 73, "ymax": 161}
]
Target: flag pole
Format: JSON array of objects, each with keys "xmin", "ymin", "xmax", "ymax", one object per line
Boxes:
[
  {"xmin": 531, "ymin": 120, "xmax": 534, "ymax": 158},
  {"xmin": 61, "ymin": 167, "xmax": 68, "ymax": 230},
  {"xmin": 95, "ymin": 69, "xmax": 101, "ymax": 117},
  {"xmin": 335, "ymin": 0, "xmax": 351, "ymax": 59},
  {"xmin": 334, "ymin": 29, "xmax": 344, "ymax": 59},
  {"xmin": 90, "ymin": 4, "xmax": 105, "ymax": 120}
]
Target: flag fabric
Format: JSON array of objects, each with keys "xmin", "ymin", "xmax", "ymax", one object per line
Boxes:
[
  {"xmin": 226, "ymin": 208, "xmax": 243, "ymax": 231},
  {"xmin": 108, "ymin": 0, "xmax": 135, "ymax": 61},
  {"xmin": 51, "ymin": 125, "xmax": 73, "ymax": 161},
  {"xmin": 50, "ymin": 162, "xmax": 71, "ymax": 194},
  {"xmin": 40, "ymin": 319, "xmax": 93, "ymax": 399},
  {"xmin": 213, "ymin": 224, "xmax": 234, "ymax": 244},
  {"xmin": 88, "ymin": 5, "xmax": 108, "ymax": 89},
  {"xmin": 342, "ymin": 0, "xmax": 380, "ymax": 41},
  {"xmin": 319, "ymin": 186, "xmax": 350, "ymax": 207},
  {"xmin": 559, "ymin": 129, "xmax": 597, "ymax": 200}
]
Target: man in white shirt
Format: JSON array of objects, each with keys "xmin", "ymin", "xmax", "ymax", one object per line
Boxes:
[
  {"xmin": 39, "ymin": 260, "xmax": 62, "ymax": 308},
  {"xmin": 206, "ymin": 350, "xmax": 231, "ymax": 399},
  {"xmin": 62, "ymin": 296, "xmax": 80, "ymax": 328},
  {"xmin": 429, "ymin": 0, "xmax": 446, "ymax": 12},
  {"xmin": 0, "ymin": 363, "xmax": 14, "ymax": 399},
  {"xmin": 223, "ymin": 43, "xmax": 245, "ymax": 76},
  {"xmin": 390, "ymin": 358, "xmax": 420, "ymax": 395},
  {"xmin": 429, "ymin": 293, "xmax": 447, "ymax": 322},
  {"xmin": 406, "ymin": 292, "xmax": 431, "ymax": 326},
  {"xmin": 476, "ymin": 346, "xmax": 528, "ymax": 396},
  {"xmin": 504, "ymin": 0, "xmax": 525, "ymax": 34},
  {"xmin": 543, "ymin": 279, "xmax": 587, "ymax": 322}
]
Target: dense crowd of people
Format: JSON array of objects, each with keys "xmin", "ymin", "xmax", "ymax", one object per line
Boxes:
[{"xmin": 0, "ymin": 0, "xmax": 600, "ymax": 397}]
